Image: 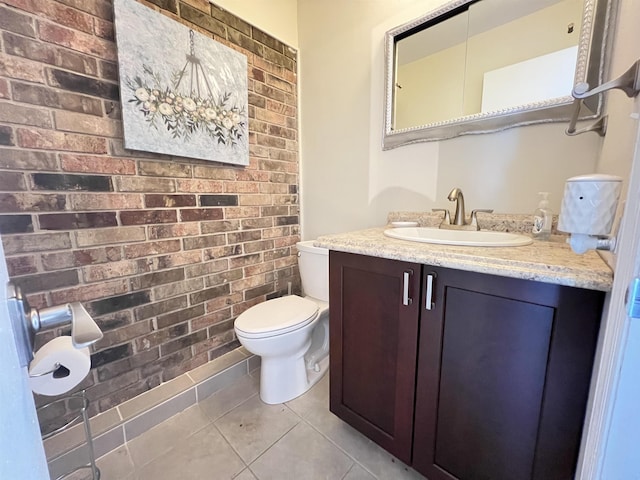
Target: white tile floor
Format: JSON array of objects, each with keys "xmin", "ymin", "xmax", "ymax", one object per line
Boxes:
[{"xmin": 81, "ymin": 371, "xmax": 425, "ymax": 480}]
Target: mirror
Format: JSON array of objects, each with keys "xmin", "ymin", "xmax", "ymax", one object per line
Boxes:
[{"xmin": 383, "ymin": 0, "xmax": 614, "ymax": 149}]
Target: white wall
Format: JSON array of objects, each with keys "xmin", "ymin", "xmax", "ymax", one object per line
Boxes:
[
  {"xmin": 298, "ymin": 0, "xmax": 603, "ymax": 240},
  {"xmin": 595, "ymin": 0, "xmax": 640, "ymax": 180},
  {"xmin": 210, "ymin": 0, "xmax": 298, "ymax": 47}
]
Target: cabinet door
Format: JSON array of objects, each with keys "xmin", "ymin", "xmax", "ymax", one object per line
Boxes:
[
  {"xmin": 329, "ymin": 251, "xmax": 421, "ymax": 464},
  {"xmin": 413, "ymin": 267, "xmax": 604, "ymax": 480}
]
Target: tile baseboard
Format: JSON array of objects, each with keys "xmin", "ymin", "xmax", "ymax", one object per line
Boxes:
[{"xmin": 45, "ymin": 347, "xmax": 257, "ymax": 479}]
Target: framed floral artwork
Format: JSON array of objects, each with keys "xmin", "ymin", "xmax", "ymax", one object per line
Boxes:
[{"xmin": 113, "ymin": 0, "xmax": 249, "ymax": 165}]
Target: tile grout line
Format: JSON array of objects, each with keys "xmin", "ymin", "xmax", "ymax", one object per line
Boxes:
[{"xmin": 296, "ymin": 406, "xmax": 381, "ymax": 480}]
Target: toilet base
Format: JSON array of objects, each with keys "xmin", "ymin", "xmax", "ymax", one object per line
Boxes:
[{"xmin": 259, "ymin": 353, "xmax": 329, "ymax": 404}]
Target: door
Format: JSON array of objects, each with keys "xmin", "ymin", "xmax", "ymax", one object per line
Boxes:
[
  {"xmin": 329, "ymin": 251, "xmax": 420, "ymax": 464},
  {"xmin": 584, "ymin": 100, "xmax": 640, "ymax": 479},
  {"xmin": 413, "ymin": 266, "xmax": 604, "ymax": 480},
  {"xmin": 0, "ymin": 239, "xmax": 49, "ymax": 479}
]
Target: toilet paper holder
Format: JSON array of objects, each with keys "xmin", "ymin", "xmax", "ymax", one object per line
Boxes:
[{"xmin": 6, "ymin": 282, "xmax": 103, "ymax": 369}]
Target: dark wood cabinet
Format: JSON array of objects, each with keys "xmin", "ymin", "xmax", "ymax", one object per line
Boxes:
[
  {"xmin": 329, "ymin": 252, "xmax": 605, "ymax": 480},
  {"xmin": 413, "ymin": 266, "xmax": 604, "ymax": 480},
  {"xmin": 329, "ymin": 251, "xmax": 421, "ymax": 463}
]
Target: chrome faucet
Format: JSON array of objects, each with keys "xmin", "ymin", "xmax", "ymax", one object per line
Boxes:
[{"xmin": 433, "ymin": 187, "xmax": 493, "ymax": 230}]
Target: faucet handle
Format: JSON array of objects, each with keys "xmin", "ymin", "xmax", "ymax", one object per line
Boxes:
[
  {"xmin": 470, "ymin": 209, "xmax": 494, "ymax": 229},
  {"xmin": 432, "ymin": 208, "xmax": 451, "ymax": 225}
]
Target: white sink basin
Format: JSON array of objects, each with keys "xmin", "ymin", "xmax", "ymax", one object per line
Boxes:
[{"xmin": 384, "ymin": 227, "xmax": 532, "ymax": 247}]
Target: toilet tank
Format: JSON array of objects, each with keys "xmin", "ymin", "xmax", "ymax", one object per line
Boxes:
[{"xmin": 296, "ymin": 240, "xmax": 329, "ymax": 302}]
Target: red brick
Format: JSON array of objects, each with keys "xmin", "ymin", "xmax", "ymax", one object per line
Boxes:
[
  {"xmin": 150, "ymin": 251, "xmax": 201, "ymax": 269},
  {"xmin": 204, "ymin": 292, "xmax": 242, "ymax": 312},
  {"xmin": 179, "ymin": 208, "xmax": 223, "ymax": 222},
  {"xmin": 190, "ymin": 309, "xmax": 231, "ymax": 331},
  {"xmin": 175, "ymin": 179, "xmax": 223, "ymax": 193},
  {"xmin": 0, "ymin": 4, "xmax": 36, "ymax": 37},
  {"xmin": 269, "ymin": 149, "xmax": 297, "ymax": 162},
  {"xmin": 38, "ymin": 21, "xmax": 116, "ymax": 61},
  {"xmin": 69, "ymin": 193, "xmax": 143, "ymax": 210},
  {"xmin": 2, "ymin": 232, "xmax": 71, "ymax": 255},
  {"xmin": 244, "ymin": 261, "xmax": 274, "ymax": 276},
  {"xmin": 123, "ymin": 240, "xmax": 181, "ymax": 259},
  {"xmin": 54, "ymin": 111, "xmax": 122, "ymax": 137},
  {"xmin": 249, "ymin": 118, "xmax": 269, "ymax": 134},
  {"xmin": 17, "ymin": 128, "xmax": 107, "ymax": 153},
  {"xmin": 42, "ymin": 247, "xmax": 122, "ymax": 270},
  {"xmin": 0, "ymin": 149, "xmax": 57, "ymax": 170},
  {"xmin": 3, "ymin": 32, "xmax": 98, "ymax": 76},
  {"xmin": 0, "ymin": 193, "xmax": 65, "ymax": 212},
  {"xmin": 153, "ymin": 277, "xmax": 203, "ymax": 301},
  {"xmin": 75, "ymin": 226, "xmax": 146, "ymax": 247},
  {"xmin": 116, "ymin": 177, "xmax": 175, "ymax": 193},
  {"xmin": 120, "ymin": 210, "xmax": 177, "ymax": 225},
  {"xmin": 256, "ymin": 134, "xmax": 286, "ymax": 149},
  {"xmin": 4, "ymin": 0, "xmax": 94, "ymax": 34},
  {"xmin": 255, "ymin": 107, "xmax": 286, "ymax": 126},
  {"xmin": 83, "ymin": 259, "xmax": 150, "ymax": 283},
  {"xmin": 223, "ymin": 181, "xmax": 260, "ymax": 194},
  {"xmin": 93, "ymin": 17, "xmax": 114, "ymax": 40},
  {"xmin": 249, "ymin": 144, "xmax": 269, "ymax": 158},
  {"xmin": 260, "ymin": 183, "xmax": 288, "ymax": 195},
  {"xmin": 147, "ymin": 223, "xmax": 200, "ymax": 240},
  {"xmin": 0, "ymin": 79, "xmax": 9, "ymax": 99},
  {"xmin": 144, "ymin": 194, "xmax": 196, "ymax": 208},
  {"xmin": 185, "ymin": 258, "xmax": 229, "ymax": 278},
  {"xmin": 49, "ymin": 279, "xmax": 129, "ymax": 304},
  {"xmin": 266, "ymin": 98, "xmax": 295, "ymax": 116},
  {"xmin": 6, "ymin": 255, "xmax": 38, "ymax": 276},
  {"xmin": 0, "ymin": 53, "xmax": 45, "ymax": 83},
  {"xmin": 56, "ymin": 0, "xmax": 113, "ymax": 20},
  {"xmin": 12, "ymin": 82, "xmax": 103, "ymax": 116},
  {"xmin": 234, "ymin": 169, "xmax": 269, "ymax": 182},
  {"xmin": 224, "ymin": 206, "xmax": 260, "ymax": 219},
  {"xmin": 60, "ymin": 154, "xmax": 136, "ymax": 175},
  {"xmin": 192, "ymin": 165, "xmax": 236, "ymax": 180},
  {"xmin": 241, "ymin": 217, "xmax": 273, "ymax": 230},
  {"xmin": 268, "ymin": 124, "xmax": 296, "ymax": 140},
  {"xmin": 181, "ymin": 0, "xmax": 213, "ymax": 12},
  {"xmin": 200, "ymin": 219, "xmax": 241, "ymax": 234},
  {"xmin": 265, "ymin": 73, "xmax": 295, "ymax": 94},
  {"xmin": 262, "ymin": 226, "xmax": 291, "ymax": 239},
  {"xmin": 0, "ymin": 103, "xmax": 52, "ymax": 128},
  {"xmin": 139, "ymin": 160, "xmax": 192, "ymax": 178}
]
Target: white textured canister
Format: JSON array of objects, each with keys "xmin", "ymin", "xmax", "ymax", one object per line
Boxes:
[{"xmin": 558, "ymin": 174, "xmax": 622, "ymax": 235}]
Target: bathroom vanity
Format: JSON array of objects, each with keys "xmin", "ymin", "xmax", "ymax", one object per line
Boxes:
[{"xmin": 317, "ymin": 228, "xmax": 611, "ymax": 480}]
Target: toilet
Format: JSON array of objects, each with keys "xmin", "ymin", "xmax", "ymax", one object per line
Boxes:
[{"xmin": 234, "ymin": 240, "xmax": 330, "ymax": 404}]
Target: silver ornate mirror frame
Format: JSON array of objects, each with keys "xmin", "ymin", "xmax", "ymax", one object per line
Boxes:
[{"xmin": 382, "ymin": 0, "xmax": 615, "ymax": 149}]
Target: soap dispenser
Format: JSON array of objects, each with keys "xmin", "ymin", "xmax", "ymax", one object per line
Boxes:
[{"xmin": 532, "ymin": 192, "xmax": 552, "ymax": 240}]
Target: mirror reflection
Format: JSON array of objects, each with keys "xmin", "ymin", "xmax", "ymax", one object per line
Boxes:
[{"xmin": 393, "ymin": 0, "xmax": 584, "ymax": 130}]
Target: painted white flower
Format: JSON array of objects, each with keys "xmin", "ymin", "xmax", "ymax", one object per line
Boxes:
[
  {"xmin": 142, "ymin": 101, "xmax": 151, "ymax": 111},
  {"xmin": 231, "ymin": 112, "xmax": 241, "ymax": 124},
  {"xmin": 182, "ymin": 98, "xmax": 197, "ymax": 112},
  {"xmin": 135, "ymin": 88, "xmax": 150, "ymax": 102},
  {"xmin": 158, "ymin": 103, "xmax": 173, "ymax": 116},
  {"xmin": 205, "ymin": 108, "xmax": 217, "ymax": 120},
  {"xmin": 222, "ymin": 117, "xmax": 233, "ymax": 129}
]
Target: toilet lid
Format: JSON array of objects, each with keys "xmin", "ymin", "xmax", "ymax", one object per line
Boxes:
[{"xmin": 235, "ymin": 295, "xmax": 319, "ymax": 337}]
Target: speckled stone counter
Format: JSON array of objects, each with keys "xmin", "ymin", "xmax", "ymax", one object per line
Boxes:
[{"xmin": 315, "ymin": 227, "xmax": 613, "ymax": 292}]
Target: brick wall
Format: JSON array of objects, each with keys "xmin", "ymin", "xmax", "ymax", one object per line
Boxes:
[{"xmin": 0, "ymin": 0, "xmax": 299, "ymax": 423}]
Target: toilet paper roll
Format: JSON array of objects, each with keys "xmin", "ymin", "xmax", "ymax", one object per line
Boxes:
[{"xmin": 29, "ymin": 336, "xmax": 91, "ymax": 396}]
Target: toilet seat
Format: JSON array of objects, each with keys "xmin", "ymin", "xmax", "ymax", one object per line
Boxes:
[{"xmin": 235, "ymin": 295, "xmax": 319, "ymax": 339}]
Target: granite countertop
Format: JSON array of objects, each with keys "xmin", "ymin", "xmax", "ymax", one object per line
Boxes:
[{"xmin": 315, "ymin": 227, "xmax": 613, "ymax": 292}]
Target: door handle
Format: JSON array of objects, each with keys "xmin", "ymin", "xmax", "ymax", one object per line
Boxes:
[
  {"xmin": 425, "ymin": 273, "xmax": 436, "ymax": 310},
  {"xmin": 402, "ymin": 270, "xmax": 413, "ymax": 306}
]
